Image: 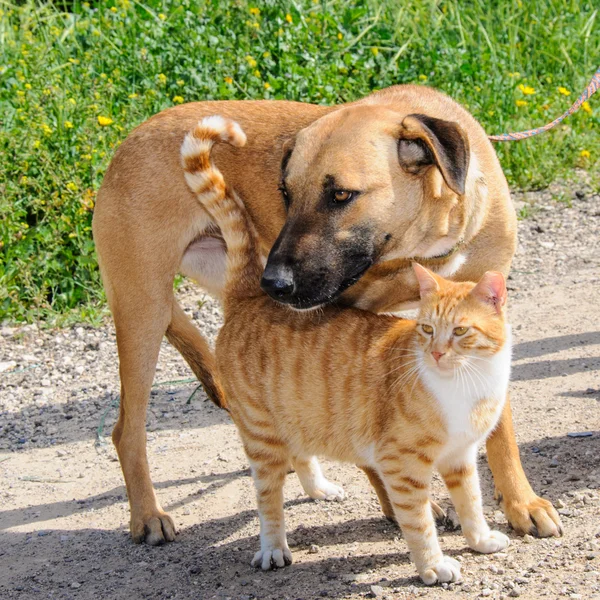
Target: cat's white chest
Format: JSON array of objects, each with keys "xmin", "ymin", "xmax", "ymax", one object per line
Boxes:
[{"xmin": 421, "ymin": 327, "xmax": 512, "ymax": 443}]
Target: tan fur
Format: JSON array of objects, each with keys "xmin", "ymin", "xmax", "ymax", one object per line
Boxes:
[
  {"xmin": 92, "ymin": 87, "xmax": 561, "ymax": 545},
  {"xmin": 185, "ymin": 118, "xmax": 514, "ymax": 582}
]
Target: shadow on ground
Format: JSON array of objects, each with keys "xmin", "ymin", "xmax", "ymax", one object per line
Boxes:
[{"xmin": 1, "ymin": 431, "xmax": 598, "ymax": 599}]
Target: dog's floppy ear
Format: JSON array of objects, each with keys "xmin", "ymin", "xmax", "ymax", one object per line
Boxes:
[{"xmin": 398, "ymin": 114, "xmax": 470, "ymax": 195}]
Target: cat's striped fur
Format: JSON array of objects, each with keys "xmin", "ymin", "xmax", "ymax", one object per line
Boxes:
[{"xmin": 182, "ymin": 117, "xmax": 512, "ymax": 585}]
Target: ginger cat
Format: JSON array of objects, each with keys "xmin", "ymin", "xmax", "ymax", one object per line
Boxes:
[{"xmin": 181, "ymin": 116, "xmax": 512, "ymax": 585}]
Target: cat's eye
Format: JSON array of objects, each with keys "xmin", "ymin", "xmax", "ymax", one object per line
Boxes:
[
  {"xmin": 421, "ymin": 324, "xmax": 434, "ymax": 334},
  {"xmin": 332, "ymin": 190, "xmax": 354, "ymax": 203},
  {"xmin": 453, "ymin": 326, "xmax": 469, "ymax": 336}
]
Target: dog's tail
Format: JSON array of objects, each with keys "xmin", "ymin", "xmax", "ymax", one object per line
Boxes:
[{"xmin": 181, "ymin": 116, "xmax": 264, "ymax": 305}]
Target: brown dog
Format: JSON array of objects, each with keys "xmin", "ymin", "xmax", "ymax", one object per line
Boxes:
[{"xmin": 92, "ymin": 84, "xmax": 562, "ymax": 546}]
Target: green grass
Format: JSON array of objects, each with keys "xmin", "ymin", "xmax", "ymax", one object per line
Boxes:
[{"xmin": 1, "ymin": 0, "xmax": 598, "ymax": 322}]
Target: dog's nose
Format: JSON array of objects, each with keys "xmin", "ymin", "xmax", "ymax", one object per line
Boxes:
[
  {"xmin": 432, "ymin": 351, "xmax": 445, "ymax": 363},
  {"xmin": 261, "ymin": 263, "xmax": 295, "ymax": 300}
]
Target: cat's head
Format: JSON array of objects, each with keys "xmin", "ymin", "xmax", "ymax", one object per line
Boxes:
[{"xmin": 412, "ymin": 263, "xmax": 508, "ymax": 376}]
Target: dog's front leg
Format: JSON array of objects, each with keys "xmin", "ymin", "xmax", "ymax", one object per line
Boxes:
[{"xmin": 486, "ymin": 395, "xmax": 562, "ymax": 537}]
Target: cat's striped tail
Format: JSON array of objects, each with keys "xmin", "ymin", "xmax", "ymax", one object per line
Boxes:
[{"xmin": 181, "ymin": 116, "xmax": 264, "ymax": 303}]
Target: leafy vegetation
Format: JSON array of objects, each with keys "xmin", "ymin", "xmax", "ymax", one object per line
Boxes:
[{"xmin": 1, "ymin": 0, "xmax": 598, "ymax": 321}]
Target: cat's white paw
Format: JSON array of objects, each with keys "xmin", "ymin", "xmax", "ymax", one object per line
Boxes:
[
  {"xmin": 468, "ymin": 530, "xmax": 510, "ymax": 554},
  {"xmin": 308, "ymin": 479, "xmax": 345, "ymax": 502},
  {"xmin": 251, "ymin": 545, "xmax": 293, "ymax": 570},
  {"xmin": 420, "ymin": 556, "xmax": 462, "ymax": 585}
]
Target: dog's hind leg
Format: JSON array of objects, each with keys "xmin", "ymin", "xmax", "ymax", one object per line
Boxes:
[{"xmin": 110, "ymin": 289, "xmax": 177, "ymax": 545}]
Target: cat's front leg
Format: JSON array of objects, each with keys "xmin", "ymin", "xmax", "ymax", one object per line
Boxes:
[
  {"xmin": 247, "ymin": 450, "xmax": 293, "ymax": 570},
  {"xmin": 439, "ymin": 449, "xmax": 510, "ymax": 554},
  {"xmin": 377, "ymin": 458, "xmax": 461, "ymax": 585}
]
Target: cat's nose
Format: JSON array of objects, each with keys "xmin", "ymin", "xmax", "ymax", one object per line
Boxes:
[
  {"xmin": 431, "ymin": 351, "xmax": 445, "ymax": 363},
  {"xmin": 261, "ymin": 263, "xmax": 295, "ymax": 301}
]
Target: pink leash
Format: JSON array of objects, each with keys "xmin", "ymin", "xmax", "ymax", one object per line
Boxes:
[{"xmin": 488, "ymin": 66, "xmax": 599, "ymax": 142}]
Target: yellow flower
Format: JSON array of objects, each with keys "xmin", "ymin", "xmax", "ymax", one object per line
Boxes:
[
  {"xmin": 20, "ymin": 176, "xmax": 28, "ymax": 185},
  {"xmin": 337, "ymin": 32, "xmax": 343, "ymax": 40},
  {"xmin": 82, "ymin": 153, "xmax": 92, "ymax": 160},
  {"xmin": 157, "ymin": 73, "xmax": 167, "ymax": 85},
  {"xmin": 474, "ymin": 85, "xmax": 481, "ymax": 92},
  {"xmin": 264, "ymin": 82, "xmax": 271, "ymax": 89},
  {"xmin": 487, "ymin": 110, "xmax": 495, "ymax": 117},
  {"xmin": 277, "ymin": 28, "xmax": 284, "ymax": 36},
  {"xmin": 68, "ymin": 58, "xmax": 80, "ymax": 65},
  {"xmin": 110, "ymin": 6, "xmax": 117, "ymax": 12},
  {"xmin": 518, "ymin": 84, "xmax": 535, "ymax": 95},
  {"xmin": 33, "ymin": 140, "xmax": 41, "ymax": 149},
  {"xmin": 285, "ymin": 13, "xmax": 293, "ymax": 23},
  {"xmin": 249, "ymin": 7, "xmax": 260, "ymax": 15},
  {"xmin": 253, "ymin": 69, "xmax": 261, "ymax": 78},
  {"xmin": 245, "ymin": 55, "xmax": 257, "ymax": 68},
  {"xmin": 100, "ymin": 73, "xmax": 107, "ymax": 79},
  {"xmin": 176, "ymin": 79, "xmax": 185, "ymax": 86},
  {"xmin": 418, "ymin": 74, "xmax": 428, "ymax": 81},
  {"xmin": 224, "ymin": 76, "xmax": 233, "ymax": 84},
  {"xmin": 64, "ymin": 121, "xmax": 74, "ymax": 129},
  {"xmin": 263, "ymin": 51, "xmax": 270, "ymax": 58},
  {"xmin": 97, "ymin": 116, "xmax": 113, "ymax": 126},
  {"xmin": 128, "ymin": 93, "xmax": 138, "ymax": 99},
  {"xmin": 582, "ymin": 101, "xmax": 592, "ymax": 115},
  {"xmin": 24, "ymin": 83, "xmax": 31, "ymax": 89},
  {"xmin": 172, "ymin": 95, "xmax": 184, "ymax": 104},
  {"xmin": 42, "ymin": 124, "xmax": 53, "ymax": 135},
  {"xmin": 16, "ymin": 90, "xmax": 25, "ymax": 97},
  {"xmin": 508, "ymin": 72, "xmax": 521, "ymax": 78},
  {"xmin": 158, "ymin": 13, "xmax": 166, "ymax": 20},
  {"xmin": 66, "ymin": 182, "xmax": 78, "ymax": 191},
  {"xmin": 371, "ymin": 47, "xmax": 379, "ymax": 56},
  {"xmin": 69, "ymin": 232, "xmax": 77, "ymax": 238},
  {"xmin": 216, "ymin": 58, "xmax": 222, "ymax": 64},
  {"xmin": 68, "ymin": 98, "xmax": 76, "ymax": 105},
  {"xmin": 558, "ymin": 86, "xmax": 570, "ymax": 96},
  {"xmin": 580, "ymin": 149, "xmax": 591, "ymax": 158},
  {"xmin": 515, "ymin": 99, "xmax": 528, "ymax": 107}
]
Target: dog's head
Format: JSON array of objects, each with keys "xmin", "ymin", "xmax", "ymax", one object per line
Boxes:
[{"xmin": 261, "ymin": 104, "xmax": 471, "ymax": 309}]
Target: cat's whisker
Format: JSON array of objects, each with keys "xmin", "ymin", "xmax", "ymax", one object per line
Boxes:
[
  {"xmin": 384, "ymin": 357, "xmax": 422, "ymax": 377},
  {"xmin": 463, "ymin": 360, "xmax": 489, "ymax": 392},
  {"xmin": 390, "ymin": 363, "xmax": 422, "ymax": 392}
]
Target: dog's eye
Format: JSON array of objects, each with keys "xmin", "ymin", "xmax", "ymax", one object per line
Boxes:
[
  {"xmin": 332, "ymin": 190, "xmax": 354, "ymax": 203},
  {"xmin": 453, "ymin": 326, "xmax": 468, "ymax": 336},
  {"xmin": 421, "ymin": 324, "xmax": 434, "ymax": 334},
  {"xmin": 278, "ymin": 184, "xmax": 290, "ymax": 208}
]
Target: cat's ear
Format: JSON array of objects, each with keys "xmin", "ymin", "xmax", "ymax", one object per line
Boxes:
[
  {"xmin": 412, "ymin": 263, "xmax": 440, "ymax": 297},
  {"xmin": 471, "ymin": 271, "xmax": 507, "ymax": 313},
  {"xmin": 398, "ymin": 114, "xmax": 470, "ymax": 195}
]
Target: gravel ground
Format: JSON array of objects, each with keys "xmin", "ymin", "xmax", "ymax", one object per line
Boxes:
[{"xmin": 1, "ymin": 171, "xmax": 599, "ymax": 600}]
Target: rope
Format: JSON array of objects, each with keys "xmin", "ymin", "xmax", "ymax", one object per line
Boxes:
[{"xmin": 489, "ymin": 66, "xmax": 599, "ymax": 142}]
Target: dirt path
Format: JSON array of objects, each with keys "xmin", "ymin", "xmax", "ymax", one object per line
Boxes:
[{"xmin": 1, "ymin": 173, "xmax": 599, "ymax": 600}]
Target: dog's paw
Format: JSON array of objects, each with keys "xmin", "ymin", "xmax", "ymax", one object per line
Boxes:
[
  {"xmin": 420, "ymin": 556, "xmax": 462, "ymax": 586},
  {"xmin": 130, "ymin": 510, "xmax": 176, "ymax": 546},
  {"xmin": 468, "ymin": 529, "xmax": 510, "ymax": 554},
  {"xmin": 251, "ymin": 546, "xmax": 293, "ymax": 570},
  {"xmin": 499, "ymin": 492, "xmax": 563, "ymax": 538}
]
